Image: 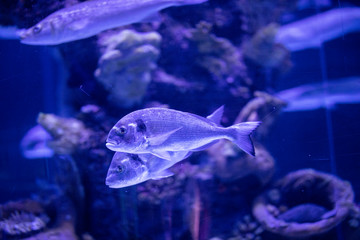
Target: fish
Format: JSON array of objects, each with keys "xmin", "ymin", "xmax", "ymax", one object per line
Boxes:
[
  {"xmin": 18, "ymin": 0, "xmax": 208, "ymax": 45},
  {"xmin": 106, "ymin": 151, "xmax": 191, "ymax": 188},
  {"xmin": 106, "ymin": 106, "xmax": 260, "ymax": 160},
  {"xmin": 276, "ymin": 77, "xmax": 360, "ymax": 111},
  {"xmin": 275, "ymin": 7, "xmax": 360, "ymax": 51}
]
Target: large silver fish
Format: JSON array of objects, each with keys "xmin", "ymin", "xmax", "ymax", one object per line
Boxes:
[
  {"xmin": 106, "ymin": 106, "xmax": 260, "ymax": 160},
  {"xmin": 275, "ymin": 7, "xmax": 360, "ymax": 51},
  {"xmin": 106, "ymin": 151, "xmax": 191, "ymax": 188},
  {"xmin": 18, "ymin": 0, "xmax": 208, "ymax": 45}
]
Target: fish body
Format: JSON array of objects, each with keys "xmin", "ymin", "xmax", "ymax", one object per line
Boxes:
[
  {"xmin": 106, "ymin": 151, "xmax": 190, "ymax": 188},
  {"xmin": 18, "ymin": 0, "xmax": 208, "ymax": 45},
  {"xmin": 276, "ymin": 77, "xmax": 360, "ymax": 111},
  {"xmin": 276, "ymin": 7, "xmax": 360, "ymax": 51},
  {"xmin": 106, "ymin": 106, "xmax": 260, "ymax": 159}
]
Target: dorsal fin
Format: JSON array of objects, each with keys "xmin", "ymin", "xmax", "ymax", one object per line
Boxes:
[{"xmin": 206, "ymin": 105, "xmax": 224, "ymax": 126}]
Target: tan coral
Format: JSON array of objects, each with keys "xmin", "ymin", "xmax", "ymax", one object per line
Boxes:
[
  {"xmin": 37, "ymin": 113, "xmax": 92, "ymax": 155},
  {"xmin": 252, "ymin": 169, "xmax": 355, "ymax": 238}
]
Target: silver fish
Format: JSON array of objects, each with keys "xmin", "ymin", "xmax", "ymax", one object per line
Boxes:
[
  {"xmin": 106, "ymin": 106, "xmax": 260, "ymax": 160},
  {"xmin": 18, "ymin": 0, "xmax": 208, "ymax": 45},
  {"xmin": 276, "ymin": 77, "xmax": 360, "ymax": 111},
  {"xmin": 106, "ymin": 151, "xmax": 191, "ymax": 188},
  {"xmin": 276, "ymin": 7, "xmax": 360, "ymax": 51}
]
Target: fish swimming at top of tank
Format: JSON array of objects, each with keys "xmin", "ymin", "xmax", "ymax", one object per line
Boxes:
[
  {"xmin": 106, "ymin": 151, "xmax": 191, "ymax": 188},
  {"xmin": 276, "ymin": 7, "xmax": 360, "ymax": 51},
  {"xmin": 17, "ymin": 0, "xmax": 208, "ymax": 45},
  {"xmin": 106, "ymin": 106, "xmax": 260, "ymax": 160}
]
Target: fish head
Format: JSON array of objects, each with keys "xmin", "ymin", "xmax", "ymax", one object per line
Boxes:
[
  {"xmin": 18, "ymin": 15, "xmax": 65, "ymax": 45},
  {"xmin": 106, "ymin": 118, "xmax": 147, "ymax": 152},
  {"xmin": 106, "ymin": 152, "xmax": 148, "ymax": 188}
]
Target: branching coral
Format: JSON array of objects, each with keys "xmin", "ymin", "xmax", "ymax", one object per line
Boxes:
[{"xmin": 95, "ymin": 29, "xmax": 161, "ymax": 108}]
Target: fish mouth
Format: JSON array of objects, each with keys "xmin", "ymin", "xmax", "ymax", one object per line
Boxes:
[
  {"xmin": 105, "ymin": 175, "xmax": 118, "ymax": 188},
  {"xmin": 105, "ymin": 177, "xmax": 130, "ymax": 188},
  {"xmin": 106, "ymin": 142, "xmax": 118, "ymax": 151},
  {"xmin": 17, "ymin": 29, "xmax": 28, "ymax": 42}
]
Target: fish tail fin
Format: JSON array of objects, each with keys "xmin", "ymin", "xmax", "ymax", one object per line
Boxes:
[{"xmin": 228, "ymin": 122, "xmax": 261, "ymax": 156}]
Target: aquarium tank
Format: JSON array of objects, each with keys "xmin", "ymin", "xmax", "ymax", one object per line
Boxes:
[{"xmin": 1, "ymin": 0, "xmax": 360, "ymax": 239}]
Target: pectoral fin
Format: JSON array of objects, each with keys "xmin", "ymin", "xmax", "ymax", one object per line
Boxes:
[
  {"xmin": 150, "ymin": 150, "xmax": 172, "ymax": 161},
  {"xmin": 151, "ymin": 169, "xmax": 174, "ymax": 180},
  {"xmin": 147, "ymin": 127, "xmax": 182, "ymax": 146},
  {"xmin": 169, "ymin": 151, "xmax": 191, "ymax": 162}
]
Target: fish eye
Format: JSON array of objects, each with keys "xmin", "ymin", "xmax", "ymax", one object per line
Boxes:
[
  {"xmin": 116, "ymin": 126, "xmax": 127, "ymax": 135},
  {"xmin": 33, "ymin": 26, "xmax": 42, "ymax": 34},
  {"xmin": 117, "ymin": 165, "xmax": 124, "ymax": 173}
]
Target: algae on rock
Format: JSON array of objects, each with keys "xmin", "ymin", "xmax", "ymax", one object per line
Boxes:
[
  {"xmin": 37, "ymin": 113, "xmax": 91, "ymax": 155},
  {"xmin": 95, "ymin": 29, "xmax": 162, "ymax": 108}
]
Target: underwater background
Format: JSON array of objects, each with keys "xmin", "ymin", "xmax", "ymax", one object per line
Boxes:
[{"xmin": 1, "ymin": 0, "xmax": 360, "ymax": 239}]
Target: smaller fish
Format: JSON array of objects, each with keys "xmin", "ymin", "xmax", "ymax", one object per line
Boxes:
[
  {"xmin": 276, "ymin": 77, "xmax": 360, "ymax": 111},
  {"xmin": 106, "ymin": 151, "xmax": 191, "ymax": 188},
  {"xmin": 18, "ymin": 0, "xmax": 208, "ymax": 45},
  {"xmin": 276, "ymin": 7, "xmax": 360, "ymax": 51},
  {"xmin": 106, "ymin": 106, "xmax": 260, "ymax": 160}
]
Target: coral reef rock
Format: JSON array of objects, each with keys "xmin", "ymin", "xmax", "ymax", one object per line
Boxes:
[
  {"xmin": 252, "ymin": 169, "xmax": 355, "ymax": 238},
  {"xmin": 207, "ymin": 141, "xmax": 275, "ymax": 187},
  {"xmin": 188, "ymin": 21, "xmax": 247, "ymax": 85},
  {"xmin": 37, "ymin": 113, "xmax": 92, "ymax": 155},
  {"xmin": 95, "ymin": 29, "xmax": 162, "ymax": 108},
  {"xmin": 0, "ymin": 195, "xmax": 77, "ymax": 240},
  {"xmin": 242, "ymin": 23, "xmax": 291, "ymax": 71}
]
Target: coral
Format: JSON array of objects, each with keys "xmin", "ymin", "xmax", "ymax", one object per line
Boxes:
[
  {"xmin": 252, "ymin": 169, "xmax": 355, "ymax": 238},
  {"xmin": 207, "ymin": 141, "xmax": 274, "ymax": 187},
  {"xmin": 95, "ymin": 29, "xmax": 161, "ymax": 108},
  {"xmin": 230, "ymin": 215, "xmax": 264, "ymax": 240},
  {"xmin": 235, "ymin": 0, "xmax": 297, "ymax": 34},
  {"xmin": 235, "ymin": 91, "xmax": 287, "ymax": 138},
  {"xmin": 242, "ymin": 23, "xmax": 291, "ymax": 71},
  {"xmin": 136, "ymin": 163, "xmax": 190, "ymax": 205},
  {"xmin": 210, "ymin": 215, "xmax": 264, "ymax": 240},
  {"xmin": 37, "ymin": 113, "xmax": 92, "ymax": 155},
  {"xmin": 20, "ymin": 124, "xmax": 54, "ymax": 159},
  {"xmin": 0, "ymin": 196, "xmax": 77, "ymax": 240},
  {"xmin": 187, "ymin": 21, "xmax": 247, "ymax": 85},
  {"xmin": 136, "ymin": 161, "xmax": 212, "ymax": 205},
  {"xmin": 0, "ymin": 210, "xmax": 49, "ymax": 237}
]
